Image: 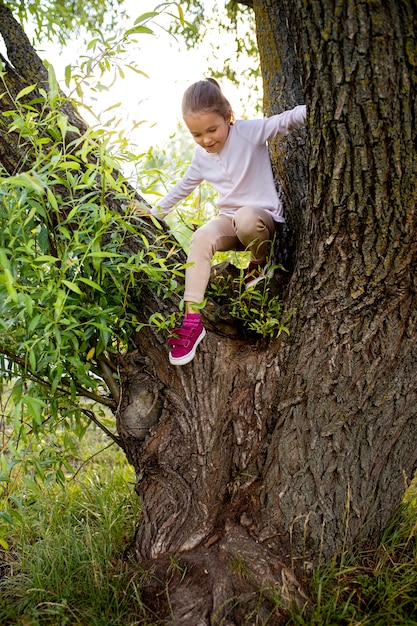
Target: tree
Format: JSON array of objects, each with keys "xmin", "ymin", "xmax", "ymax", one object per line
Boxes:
[
  {"xmin": 3, "ymin": 0, "xmax": 125, "ymax": 43},
  {"xmin": 1, "ymin": 0, "xmax": 416, "ymax": 623}
]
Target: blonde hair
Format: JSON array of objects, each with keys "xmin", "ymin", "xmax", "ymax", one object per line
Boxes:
[{"xmin": 182, "ymin": 78, "xmax": 234, "ymax": 122}]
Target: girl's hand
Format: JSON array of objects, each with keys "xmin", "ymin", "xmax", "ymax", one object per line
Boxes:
[{"xmin": 130, "ymin": 200, "xmax": 152, "ymax": 216}]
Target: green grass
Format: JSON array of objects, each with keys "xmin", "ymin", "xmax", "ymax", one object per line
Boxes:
[
  {"xmin": 290, "ymin": 482, "xmax": 417, "ymax": 625},
  {"xmin": 1, "ymin": 431, "xmax": 417, "ymax": 625},
  {"xmin": 0, "ymin": 434, "xmax": 162, "ymax": 625}
]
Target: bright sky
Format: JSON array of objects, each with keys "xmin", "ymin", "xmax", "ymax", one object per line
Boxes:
[
  {"xmin": 76, "ymin": 0, "xmax": 212, "ymax": 151},
  {"xmin": 0, "ymin": 1, "xmax": 261, "ymax": 155},
  {"xmin": 30, "ymin": 0, "xmax": 261, "ymax": 154}
]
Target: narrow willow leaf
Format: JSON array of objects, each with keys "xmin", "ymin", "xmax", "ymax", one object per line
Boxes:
[
  {"xmin": 133, "ymin": 11, "xmax": 158, "ymax": 24},
  {"xmin": 47, "ymin": 188, "xmax": 58, "ymax": 210},
  {"xmin": 29, "ymin": 348, "xmax": 37, "ymax": 372},
  {"xmin": 57, "ymin": 114, "xmax": 68, "ymax": 139},
  {"xmin": 78, "ymin": 276, "xmax": 105, "ymax": 292},
  {"xmin": 64, "ymin": 64, "xmax": 72, "ymax": 88},
  {"xmin": 15, "ymin": 84, "xmax": 37, "ymax": 100},
  {"xmin": 33, "ymin": 255, "xmax": 59, "ymax": 264},
  {"xmin": 47, "ymin": 63, "xmax": 59, "ymax": 105},
  {"xmin": 62, "ymin": 279, "xmax": 83, "ymax": 294}
]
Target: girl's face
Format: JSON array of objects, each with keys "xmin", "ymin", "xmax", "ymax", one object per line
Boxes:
[{"xmin": 183, "ymin": 111, "xmax": 231, "ymax": 153}]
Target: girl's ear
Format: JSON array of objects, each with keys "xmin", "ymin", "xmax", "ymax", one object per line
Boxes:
[{"xmin": 226, "ymin": 109, "xmax": 233, "ymax": 124}]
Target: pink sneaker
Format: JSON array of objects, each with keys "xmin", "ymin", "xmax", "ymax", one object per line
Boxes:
[{"xmin": 167, "ymin": 315, "xmax": 206, "ymax": 366}]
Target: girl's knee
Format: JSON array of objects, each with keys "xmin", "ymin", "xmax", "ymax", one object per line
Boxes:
[
  {"xmin": 232, "ymin": 206, "xmax": 256, "ymax": 233},
  {"xmin": 233, "ymin": 206, "xmax": 275, "ymax": 239}
]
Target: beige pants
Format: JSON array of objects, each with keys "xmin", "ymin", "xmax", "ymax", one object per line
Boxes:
[{"xmin": 184, "ymin": 206, "xmax": 276, "ymax": 303}]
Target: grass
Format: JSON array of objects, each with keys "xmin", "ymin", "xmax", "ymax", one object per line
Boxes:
[
  {"xmin": 1, "ymin": 430, "xmax": 417, "ymax": 625},
  {"xmin": 291, "ymin": 482, "xmax": 417, "ymax": 625},
  {"xmin": 0, "ymin": 432, "xmax": 163, "ymax": 625}
]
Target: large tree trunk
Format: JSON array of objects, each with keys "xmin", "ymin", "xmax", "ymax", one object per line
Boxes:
[
  {"xmin": 121, "ymin": 0, "xmax": 417, "ymax": 621},
  {"xmin": 270, "ymin": 0, "xmax": 417, "ymax": 562},
  {"xmin": 1, "ymin": 0, "xmax": 416, "ymax": 623}
]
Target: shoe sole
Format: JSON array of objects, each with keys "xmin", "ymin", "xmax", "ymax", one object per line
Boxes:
[{"xmin": 169, "ymin": 328, "xmax": 206, "ymax": 366}]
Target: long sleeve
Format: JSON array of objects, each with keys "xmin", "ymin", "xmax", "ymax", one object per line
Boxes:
[
  {"xmin": 239, "ymin": 105, "xmax": 307, "ymax": 145},
  {"xmin": 152, "ymin": 104, "xmax": 307, "ymax": 221}
]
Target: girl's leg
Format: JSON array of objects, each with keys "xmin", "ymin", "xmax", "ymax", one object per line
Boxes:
[
  {"xmin": 232, "ymin": 206, "xmax": 276, "ymax": 263},
  {"xmin": 168, "ymin": 216, "xmax": 238, "ymax": 366},
  {"xmin": 184, "ymin": 215, "xmax": 239, "ymax": 304}
]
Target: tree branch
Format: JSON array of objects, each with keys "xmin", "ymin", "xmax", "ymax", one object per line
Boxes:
[
  {"xmin": 0, "ymin": 346, "xmax": 117, "ymax": 409},
  {"xmin": 0, "ymin": 3, "xmax": 48, "ymax": 85}
]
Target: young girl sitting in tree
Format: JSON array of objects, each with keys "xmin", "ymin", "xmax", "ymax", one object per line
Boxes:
[{"xmin": 148, "ymin": 78, "xmax": 306, "ymax": 366}]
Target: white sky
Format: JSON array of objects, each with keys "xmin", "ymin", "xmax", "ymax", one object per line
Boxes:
[
  {"xmin": 29, "ymin": 0, "xmax": 261, "ymax": 153},
  {"xmin": 0, "ymin": 1, "xmax": 261, "ymax": 156},
  {"xmin": 21, "ymin": 3, "xmax": 189, "ymax": 151}
]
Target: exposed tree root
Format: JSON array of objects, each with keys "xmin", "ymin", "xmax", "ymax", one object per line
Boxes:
[{"xmin": 134, "ymin": 523, "xmax": 308, "ymax": 625}]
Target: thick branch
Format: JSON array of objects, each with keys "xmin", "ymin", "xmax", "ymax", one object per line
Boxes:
[{"xmin": 0, "ymin": 3, "xmax": 48, "ymax": 85}]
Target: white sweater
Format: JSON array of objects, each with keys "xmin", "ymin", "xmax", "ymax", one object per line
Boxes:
[{"xmin": 152, "ymin": 104, "xmax": 306, "ymax": 223}]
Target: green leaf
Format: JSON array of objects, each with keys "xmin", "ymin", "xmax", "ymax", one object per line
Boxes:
[
  {"xmin": 57, "ymin": 114, "xmax": 68, "ymax": 139},
  {"xmin": 28, "ymin": 314, "xmax": 43, "ymax": 332},
  {"xmin": 78, "ymin": 276, "xmax": 105, "ymax": 292},
  {"xmin": 64, "ymin": 64, "xmax": 72, "ymax": 88},
  {"xmin": 124, "ymin": 65, "xmax": 149, "ymax": 77},
  {"xmin": 15, "ymin": 84, "xmax": 37, "ymax": 100},
  {"xmin": 133, "ymin": 11, "xmax": 158, "ymax": 25},
  {"xmin": 177, "ymin": 4, "xmax": 185, "ymax": 25},
  {"xmin": 126, "ymin": 25, "xmax": 154, "ymax": 36},
  {"xmin": 33, "ymin": 255, "xmax": 59, "ymax": 264},
  {"xmin": 58, "ymin": 160, "xmax": 81, "ymax": 171},
  {"xmin": 0, "ymin": 537, "xmax": 9, "ymax": 550},
  {"xmin": 47, "ymin": 62, "xmax": 59, "ymax": 104},
  {"xmin": 2, "ymin": 172, "xmax": 45, "ymax": 194},
  {"xmin": 62, "ymin": 279, "xmax": 83, "ymax": 294},
  {"xmin": 21, "ymin": 477, "xmax": 43, "ymax": 496},
  {"xmin": 1, "ymin": 268, "xmax": 17, "ymax": 302},
  {"xmin": 47, "ymin": 187, "xmax": 58, "ymax": 211},
  {"xmin": 29, "ymin": 348, "xmax": 37, "ymax": 372}
]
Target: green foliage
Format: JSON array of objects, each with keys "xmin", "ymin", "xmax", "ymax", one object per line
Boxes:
[
  {"xmin": 65, "ymin": 10, "xmax": 161, "ymax": 102},
  {"xmin": 5, "ymin": 0, "xmax": 126, "ymax": 44},
  {"xmin": 0, "ymin": 382, "xmax": 117, "ymax": 548},
  {"xmin": 0, "ymin": 436, "xmax": 162, "ymax": 625},
  {"xmin": 0, "ymin": 94, "xmax": 182, "ymax": 398},
  {"xmin": 230, "ymin": 266, "xmax": 292, "ymax": 338},
  {"xmin": 290, "ymin": 481, "xmax": 417, "ymax": 625},
  {"xmin": 166, "ymin": 0, "xmax": 262, "ymax": 113},
  {"xmin": 0, "ymin": 35, "xmax": 188, "ymax": 384},
  {"xmin": 205, "ymin": 255, "xmax": 292, "ymax": 339},
  {"xmin": 0, "ymin": 18, "xmax": 189, "ymax": 549}
]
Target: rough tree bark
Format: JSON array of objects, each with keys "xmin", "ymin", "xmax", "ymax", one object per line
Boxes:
[{"xmin": 1, "ymin": 0, "xmax": 416, "ymax": 624}]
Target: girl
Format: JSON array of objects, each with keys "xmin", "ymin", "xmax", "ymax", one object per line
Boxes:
[{"xmin": 150, "ymin": 78, "xmax": 306, "ymax": 366}]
